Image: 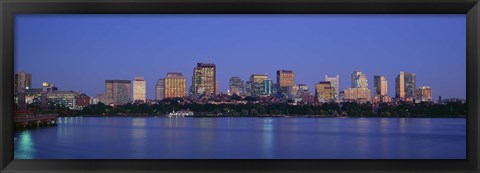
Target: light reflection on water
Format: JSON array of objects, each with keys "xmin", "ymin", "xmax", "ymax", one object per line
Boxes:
[{"xmin": 13, "ymin": 117, "xmax": 466, "ymax": 159}]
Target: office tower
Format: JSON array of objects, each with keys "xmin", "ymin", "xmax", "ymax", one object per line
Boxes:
[
  {"xmin": 14, "ymin": 72, "xmax": 32, "ymax": 94},
  {"xmin": 416, "ymin": 86, "xmax": 432, "ymax": 102},
  {"xmin": 277, "ymin": 70, "xmax": 295, "ymax": 87},
  {"xmin": 216, "ymin": 80, "xmax": 219, "ymax": 95},
  {"xmin": 325, "ymin": 75, "xmax": 340, "ymax": 100},
  {"xmin": 192, "ymin": 63, "xmax": 216, "ymax": 96},
  {"xmin": 133, "ymin": 76, "xmax": 146, "ymax": 103},
  {"xmin": 164, "ymin": 72, "xmax": 187, "ymax": 98},
  {"xmin": 287, "ymin": 84, "xmax": 300, "ymax": 99},
  {"xmin": 315, "ymin": 81, "xmax": 335, "ymax": 102},
  {"xmin": 373, "ymin": 75, "xmax": 388, "ymax": 97},
  {"xmin": 351, "ymin": 71, "xmax": 368, "ymax": 88},
  {"xmin": 105, "ymin": 80, "xmax": 131, "ymax": 105},
  {"xmin": 229, "ymin": 77, "xmax": 244, "ymax": 95},
  {"xmin": 245, "ymin": 81, "xmax": 253, "ymax": 96},
  {"xmin": 343, "ymin": 70, "xmax": 371, "ymax": 103},
  {"xmin": 395, "ymin": 71, "xmax": 416, "ymax": 101},
  {"xmin": 263, "ymin": 79, "xmax": 273, "ymax": 96},
  {"xmin": 155, "ymin": 79, "xmax": 165, "ymax": 101},
  {"xmin": 250, "ymin": 74, "xmax": 269, "ymax": 96}
]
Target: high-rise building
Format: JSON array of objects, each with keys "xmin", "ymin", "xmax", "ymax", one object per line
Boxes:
[
  {"xmin": 263, "ymin": 79, "xmax": 273, "ymax": 96},
  {"xmin": 14, "ymin": 72, "xmax": 32, "ymax": 94},
  {"xmin": 315, "ymin": 81, "xmax": 335, "ymax": 102},
  {"xmin": 164, "ymin": 72, "xmax": 187, "ymax": 98},
  {"xmin": 325, "ymin": 75, "xmax": 340, "ymax": 100},
  {"xmin": 155, "ymin": 79, "xmax": 165, "ymax": 101},
  {"xmin": 192, "ymin": 63, "xmax": 216, "ymax": 96},
  {"xmin": 416, "ymin": 86, "xmax": 432, "ymax": 102},
  {"xmin": 343, "ymin": 70, "xmax": 371, "ymax": 103},
  {"xmin": 277, "ymin": 70, "xmax": 295, "ymax": 87},
  {"xmin": 374, "ymin": 75, "xmax": 388, "ymax": 97},
  {"xmin": 250, "ymin": 74, "xmax": 269, "ymax": 96},
  {"xmin": 229, "ymin": 77, "xmax": 244, "ymax": 95},
  {"xmin": 395, "ymin": 71, "xmax": 416, "ymax": 101},
  {"xmin": 245, "ymin": 81, "xmax": 253, "ymax": 96},
  {"xmin": 105, "ymin": 80, "xmax": 131, "ymax": 105},
  {"xmin": 351, "ymin": 71, "xmax": 368, "ymax": 88},
  {"xmin": 277, "ymin": 70, "xmax": 294, "ymax": 97},
  {"xmin": 133, "ymin": 76, "xmax": 146, "ymax": 103}
]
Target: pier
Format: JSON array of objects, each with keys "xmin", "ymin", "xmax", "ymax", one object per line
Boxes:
[{"xmin": 14, "ymin": 111, "xmax": 58, "ymax": 128}]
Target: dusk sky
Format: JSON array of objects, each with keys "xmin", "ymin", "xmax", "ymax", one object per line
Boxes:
[{"xmin": 15, "ymin": 14, "xmax": 466, "ymax": 100}]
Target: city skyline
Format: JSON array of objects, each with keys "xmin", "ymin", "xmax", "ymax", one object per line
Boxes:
[{"xmin": 15, "ymin": 14, "xmax": 466, "ymax": 100}]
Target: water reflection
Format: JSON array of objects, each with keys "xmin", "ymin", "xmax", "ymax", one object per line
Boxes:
[
  {"xmin": 262, "ymin": 118, "xmax": 274, "ymax": 158},
  {"xmin": 15, "ymin": 131, "xmax": 34, "ymax": 159}
]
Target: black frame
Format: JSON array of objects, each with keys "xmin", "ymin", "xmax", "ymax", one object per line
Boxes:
[{"xmin": 1, "ymin": 0, "xmax": 479, "ymax": 172}]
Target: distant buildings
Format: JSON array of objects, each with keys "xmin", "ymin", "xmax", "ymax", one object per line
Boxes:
[
  {"xmin": 229, "ymin": 77, "xmax": 244, "ymax": 95},
  {"xmin": 262, "ymin": 79, "xmax": 273, "ymax": 96},
  {"xmin": 133, "ymin": 76, "xmax": 146, "ymax": 103},
  {"xmin": 164, "ymin": 72, "xmax": 187, "ymax": 98},
  {"xmin": 105, "ymin": 80, "xmax": 131, "ymax": 105},
  {"xmin": 155, "ymin": 79, "xmax": 165, "ymax": 101},
  {"xmin": 395, "ymin": 71, "xmax": 416, "ymax": 102},
  {"xmin": 192, "ymin": 63, "xmax": 217, "ymax": 96},
  {"xmin": 14, "ymin": 72, "xmax": 32, "ymax": 94},
  {"xmin": 416, "ymin": 86, "xmax": 432, "ymax": 102},
  {"xmin": 325, "ymin": 75, "xmax": 340, "ymax": 101},
  {"xmin": 315, "ymin": 81, "xmax": 335, "ymax": 102}
]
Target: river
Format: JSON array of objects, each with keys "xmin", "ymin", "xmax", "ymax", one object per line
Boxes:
[{"xmin": 14, "ymin": 116, "xmax": 466, "ymax": 159}]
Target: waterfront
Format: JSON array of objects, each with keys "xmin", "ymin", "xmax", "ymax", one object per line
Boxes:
[{"xmin": 14, "ymin": 117, "xmax": 465, "ymax": 159}]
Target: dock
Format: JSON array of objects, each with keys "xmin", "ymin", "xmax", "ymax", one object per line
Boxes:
[{"xmin": 14, "ymin": 111, "xmax": 58, "ymax": 128}]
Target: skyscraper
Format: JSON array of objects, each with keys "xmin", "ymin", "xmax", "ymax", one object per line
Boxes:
[
  {"xmin": 105, "ymin": 80, "xmax": 131, "ymax": 105},
  {"xmin": 395, "ymin": 71, "xmax": 416, "ymax": 101},
  {"xmin": 263, "ymin": 79, "xmax": 273, "ymax": 96},
  {"xmin": 342, "ymin": 70, "xmax": 371, "ymax": 103},
  {"xmin": 250, "ymin": 74, "xmax": 269, "ymax": 97},
  {"xmin": 351, "ymin": 71, "xmax": 368, "ymax": 88},
  {"xmin": 315, "ymin": 81, "xmax": 335, "ymax": 102},
  {"xmin": 155, "ymin": 79, "xmax": 165, "ymax": 101},
  {"xmin": 416, "ymin": 86, "xmax": 432, "ymax": 102},
  {"xmin": 277, "ymin": 70, "xmax": 295, "ymax": 87},
  {"xmin": 373, "ymin": 75, "xmax": 388, "ymax": 97},
  {"xmin": 325, "ymin": 75, "xmax": 340, "ymax": 100},
  {"xmin": 14, "ymin": 72, "xmax": 32, "ymax": 94},
  {"xmin": 229, "ymin": 77, "xmax": 244, "ymax": 95},
  {"xmin": 192, "ymin": 63, "xmax": 216, "ymax": 96},
  {"xmin": 277, "ymin": 70, "xmax": 294, "ymax": 97},
  {"xmin": 133, "ymin": 76, "xmax": 146, "ymax": 103},
  {"xmin": 164, "ymin": 72, "xmax": 187, "ymax": 98}
]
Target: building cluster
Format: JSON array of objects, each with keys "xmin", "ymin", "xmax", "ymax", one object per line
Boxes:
[{"xmin": 14, "ymin": 62, "xmax": 437, "ymax": 110}]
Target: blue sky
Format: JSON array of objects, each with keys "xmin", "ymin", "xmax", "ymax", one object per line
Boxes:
[{"xmin": 15, "ymin": 14, "xmax": 466, "ymax": 100}]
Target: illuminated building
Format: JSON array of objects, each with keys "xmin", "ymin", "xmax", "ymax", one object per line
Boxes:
[
  {"xmin": 75, "ymin": 93, "xmax": 90, "ymax": 109},
  {"xmin": 245, "ymin": 81, "xmax": 253, "ymax": 96},
  {"xmin": 155, "ymin": 79, "xmax": 165, "ymax": 101},
  {"xmin": 262, "ymin": 79, "xmax": 273, "ymax": 96},
  {"xmin": 192, "ymin": 63, "xmax": 216, "ymax": 96},
  {"xmin": 343, "ymin": 88, "xmax": 371, "ymax": 103},
  {"xmin": 351, "ymin": 71, "xmax": 368, "ymax": 88},
  {"xmin": 325, "ymin": 75, "xmax": 340, "ymax": 101},
  {"xmin": 416, "ymin": 86, "xmax": 432, "ymax": 102},
  {"xmin": 133, "ymin": 76, "xmax": 146, "ymax": 103},
  {"xmin": 315, "ymin": 81, "xmax": 335, "ymax": 102},
  {"xmin": 250, "ymin": 74, "xmax": 269, "ymax": 97},
  {"xmin": 14, "ymin": 72, "xmax": 32, "ymax": 94},
  {"xmin": 276, "ymin": 70, "xmax": 294, "ymax": 97},
  {"xmin": 395, "ymin": 71, "xmax": 416, "ymax": 101},
  {"xmin": 374, "ymin": 75, "xmax": 390, "ymax": 103},
  {"xmin": 229, "ymin": 77, "xmax": 244, "ymax": 95},
  {"xmin": 342, "ymin": 70, "xmax": 371, "ymax": 103},
  {"xmin": 105, "ymin": 80, "xmax": 131, "ymax": 105},
  {"xmin": 164, "ymin": 72, "xmax": 187, "ymax": 98}
]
